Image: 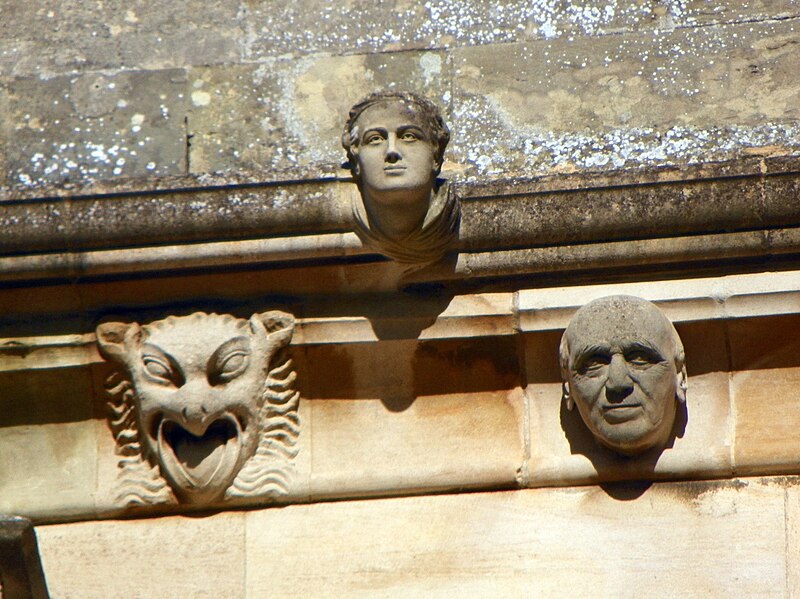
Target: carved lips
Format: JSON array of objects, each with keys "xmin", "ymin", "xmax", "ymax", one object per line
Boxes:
[{"xmin": 156, "ymin": 414, "xmax": 243, "ymax": 503}]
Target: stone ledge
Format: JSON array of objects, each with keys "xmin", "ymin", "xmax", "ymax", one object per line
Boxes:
[
  {"xmin": 0, "ymin": 271, "xmax": 796, "ymax": 373},
  {"xmin": 0, "ymin": 159, "xmax": 799, "ymax": 286}
]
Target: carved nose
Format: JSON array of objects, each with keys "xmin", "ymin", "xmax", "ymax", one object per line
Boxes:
[
  {"xmin": 180, "ymin": 404, "xmax": 211, "ymax": 436},
  {"xmin": 385, "ymin": 137, "xmax": 401, "ymax": 162},
  {"xmin": 605, "ymin": 355, "xmax": 633, "ymax": 402}
]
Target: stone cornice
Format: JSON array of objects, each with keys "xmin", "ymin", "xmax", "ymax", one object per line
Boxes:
[
  {"xmin": 1, "ymin": 157, "xmax": 800, "ymax": 287},
  {"xmin": 2, "ymin": 270, "xmax": 797, "ymax": 373}
]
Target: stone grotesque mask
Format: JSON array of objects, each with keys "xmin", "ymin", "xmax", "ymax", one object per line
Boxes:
[
  {"xmin": 96, "ymin": 311, "xmax": 299, "ymax": 506},
  {"xmin": 559, "ymin": 296, "xmax": 687, "ymax": 456},
  {"xmin": 342, "ymin": 90, "xmax": 459, "ymax": 264}
]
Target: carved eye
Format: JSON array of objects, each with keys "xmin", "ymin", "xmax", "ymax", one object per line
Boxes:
[
  {"xmin": 400, "ymin": 130, "xmax": 420, "ymax": 142},
  {"xmin": 364, "ymin": 132, "xmax": 384, "ymax": 145},
  {"xmin": 625, "ymin": 349, "xmax": 661, "ymax": 369},
  {"xmin": 143, "ymin": 356, "xmax": 174, "ymax": 384},
  {"xmin": 208, "ymin": 336, "xmax": 251, "ymax": 385},
  {"xmin": 217, "ymin": 351, "xmax": 249, "ymax": 381},
  {"xmin": 577, "ymin": 354, "xmax": 610, "ymax": 376}
]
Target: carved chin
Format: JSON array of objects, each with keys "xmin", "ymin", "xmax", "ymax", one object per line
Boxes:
[{"xmin": 155, "ymin": 415, "xmax": 244, "ymax": 503}]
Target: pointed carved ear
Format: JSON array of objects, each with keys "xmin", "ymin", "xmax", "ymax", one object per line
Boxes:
[
  {"xmin": 676, "ymin": 364, "xmax": 688, "ymax": 404},
  {"xmin": 96, "ymin": 322, "xmax": 141, "ymax": 365},
  {"xmin": 249, "ymin": 311, "xmax": 295, "ymax": 351}
]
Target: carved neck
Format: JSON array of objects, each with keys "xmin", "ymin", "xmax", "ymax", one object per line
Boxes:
[{"xmin": 360, "ymin": 184, "xmax": 433, "ymax": 241}]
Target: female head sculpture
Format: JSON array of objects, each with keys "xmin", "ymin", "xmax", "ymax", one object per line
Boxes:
[
  {"xmin": 342, "ymin": 90, "xmax": 459, "ymax": 265},
  {"xmin": 559, "ymin": 295, "xmax": 688, "ymax": 457}
]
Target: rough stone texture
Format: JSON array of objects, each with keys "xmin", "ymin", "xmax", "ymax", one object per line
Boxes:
[
  {"xmin": 525, "ymin": 320, "xmax": 732, "ymax": 486},
  {"xmin": 459, "ymin": 172, "xmax": 800, "ymax": 251},
  {"xmin": 787, "ymin": 484, "xmax": 800, "ymax": 598},
  {"xmin": 0, "ymin": 368, "xmax": 98, "ymax": 520},
  {"xmin": 0, "ymin": 5, "xmax": 797, "ymax": 193},
  {"xmin": 731, "ymin": 314, "xmax": 800, "ymax": 475},
  {"xmin": 242, "ymin": 1, "xmax": 800, "ymax": 60},
  {"xmin": 34, "ymin": 479, "xmax": 792, "ymax": 597},
  {"xmin": 1, "ymin": 69, "xmax": 188, "ymax": 189},
  {"xmin": 244, "ymin": 480, "xmax": 785, "ymax": 597},
  {"xmin": 37, "ymin": 511, "xmax": 245, "ymax": 598},
  {"xmin": 452, "ymin": 18, "xmax": 800, "ymax": 179},
  {"xmin": 187, "ymin": 50, "xmax": 450, "ymax": 177},
  {"xmin": 0, "ymin": 2, "xmax": 242, "ymax": 78},
  {"xmin": 297, "ymin": 337, "xmax": 524, "ymax": 498}
]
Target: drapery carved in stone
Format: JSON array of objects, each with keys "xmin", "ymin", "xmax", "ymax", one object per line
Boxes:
[
  {"xmin": 342, "ymin": 90, "xmax": 460, "ymax": 265},
  {"xmin": 96, "ymin": 311, "xmax": 299, "ymax": 506}
]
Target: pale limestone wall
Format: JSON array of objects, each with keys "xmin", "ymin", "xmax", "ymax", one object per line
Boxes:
[
  {"xmin": 35, "ymin": 479, "xmax": 800, "ymax": 598},
  {"xmin": 3, "ymin": 272, "xmax": 800, "ymax": 516},
  {"xmin": 2, "ymin": 2, "xmax": 800, "ymax": 597},
  {"xmin": 1, "ymin": 2, "xmax": 799, "ymax": 195}
]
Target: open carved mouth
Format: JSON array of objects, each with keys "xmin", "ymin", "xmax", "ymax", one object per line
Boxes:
[{"xmin": 155, "ymin": 415, "xmax": 243, "ymax": 501}]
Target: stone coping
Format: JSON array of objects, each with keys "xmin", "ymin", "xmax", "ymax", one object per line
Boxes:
[
  {"xmin": 0, "ymin": 158, "xmax": 798, "ymax": 286},
  {"xmin": 0, "ymin": 269, "xmax": 796, "ymax": 371}
]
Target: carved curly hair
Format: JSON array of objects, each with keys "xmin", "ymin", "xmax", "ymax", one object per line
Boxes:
[{"xmin": 341, "ymin": 90, "xmax": 450, "ymax": 179}]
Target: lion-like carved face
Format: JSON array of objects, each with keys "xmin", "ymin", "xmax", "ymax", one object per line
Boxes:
[{"xmin": 96, "ymin": 311, "xmax": 294, "ymax": 504}]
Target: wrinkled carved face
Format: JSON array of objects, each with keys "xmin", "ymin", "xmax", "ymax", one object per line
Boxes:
[
  {"xmin": 562, "ymin": 297, "xmax": 686, "ymax": 456},
  {"xmin": 97, "ymin": 312, "xmax": 293, "ymax": 503},
  {"xmin": 352, "ymin": 101, "xmax": 438, "ymax": 206}
]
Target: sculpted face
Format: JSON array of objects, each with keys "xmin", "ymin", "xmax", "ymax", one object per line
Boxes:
[
  {"xmin": 97, "ymin": 312, "xmax": 294, "ymax": 504},
  {"xmin": 561, "ymin": 296, "xmax": 687, "ymax": 456},
  {"xmin": 352, "ymin": 100, "xmax": 438, "ymax": 207}
]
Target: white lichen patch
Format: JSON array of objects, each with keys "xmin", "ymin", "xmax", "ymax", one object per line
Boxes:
[
  {"xmin": 191, "ymin": 90, "xmax": 212, "ymax": 107},
  {"xmin": 243, "ymin": 0, "xmax": 716, "ymax": 58},
  {"xmin": 453, "ymin": 93, "xmax": 800, "ymax": 178}
]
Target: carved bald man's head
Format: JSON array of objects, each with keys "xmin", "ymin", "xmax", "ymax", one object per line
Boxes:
[{"xmin": 559, "ymin": 296, "xmax": 687, "ymax": 456}]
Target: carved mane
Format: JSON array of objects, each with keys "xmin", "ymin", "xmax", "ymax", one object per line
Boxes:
[{"xmin": 102, "ymin": 313, "xmax": 300, "ymax": 507}]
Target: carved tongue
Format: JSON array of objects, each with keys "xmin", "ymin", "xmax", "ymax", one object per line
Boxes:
[
  {"xmin": 173, "ymin": 421, "xmax": 231, "ymax": 481},
  {"xmin": 159, "ymin": 418, "xmax": 241, "ymax": 499}
]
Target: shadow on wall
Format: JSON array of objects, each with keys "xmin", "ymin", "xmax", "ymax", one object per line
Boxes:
[
  {"xmin": 294, "ymin": 335, "xmax": 520, "ymax": 413},
  {"xmin": 559, "ymin": 398, "xmax": 688, "ymax": 499}
]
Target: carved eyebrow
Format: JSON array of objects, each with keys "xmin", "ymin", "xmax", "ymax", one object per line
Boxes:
[
  {"xmin": 573, "ymin": 343, "xmax": 611, "ymax": 358},
  {"xmin": 571, "ymin": 344, "xmax": 611, "ymax": 368},
  {"xmin": 361, "ymin": 127, "xmax": 388, "ymax": 140},
  {"xmin": 141, "ymin": 343, "xmax": 185, "ymax": 386},
  {"xmin": 207, "ymin": 336, "xmax": 250, "ymax": 371},
  {"xmin": 625, "ymin": 341, "xmax": 666, "ymax": 360}
]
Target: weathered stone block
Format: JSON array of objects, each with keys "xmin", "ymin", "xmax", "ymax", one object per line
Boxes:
[
  {"xmin": 1, "ymin": 69, "xmax": 188, "ymax": 190},
  {"xmin": 525, "ymin": 320, "xmax": 732, "ymax": 485},
  {"xmin": 37, "ymin": 512, "xmax": 245, "ymax": 598},
  {"xmin": 0, "ymin": 368, "xmax": 97, "ymax": 519},
  {"xmin": 787, "ymin": 484, "xmax": 800, "ymax": 598},
  {"xmin": 452, "ymin": 18, "xmax": 800, "ymax": 178},
  {"xmin": 241, "ymin": 1, "xmax": 800, "ymax": 60},
  {"xmin": 187, "ymin": 51, "xmax": 450, "ymax": 178},
  {"xmin": 246, "ymin": 480, "xmax": 786, "ymax": 597},
  {"xmin": 297, "ymin": 337, "xmax": 524, "ymax": 497},
  {"xmin": 731, "ymin": 314, "xmax": 800, "ymax": 474},
  {"xmin": 0, "ymin": 2, "xmax": 241, "ymax": 78}
]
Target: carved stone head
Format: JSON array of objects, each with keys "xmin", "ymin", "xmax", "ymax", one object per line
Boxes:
[
  {"xmin": 559, "ymin": 296, "xmax": 687, "ymax": 456},
  {"xmin": 342, "ymin": 91, "xmax": 457, "ymax": 263},
  {"xmin": 97, "ymin": 311, "xmax": 298, "ymax": 505},
  {"xmin": 342, "ymin": 90, "xmax": 449, "ymax": 194}
]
